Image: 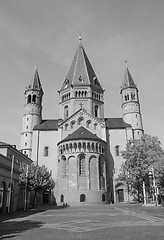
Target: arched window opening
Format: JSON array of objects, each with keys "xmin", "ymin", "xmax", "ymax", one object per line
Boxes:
[
  {"xmin": 70, "ymin": 120, "xmax": 75, "ymax": 129},
  {"xmin": 80, "ymin": 194, "xmax": 86, "ymax": 202},
  {"xmin": 64, "ymin": 105, "xmax": 69, "ymax": 119},
  {"xmin": 83, "ymin": 142, "xmax": 86, "ymax": 151},
  {"xmin": 69, "ymin": 143, "xmax": 72, "ymax": 151},
  {"xmin": 86, "ymin": 120, "xmax": 91, "ymax": 128},
  {"xmin": 79, "ymin": 155, "xmax": 86, "ymax": 175},
  {"xmin": 32, "ymin": 95, "xmax": 36, "ymax": 103},
  {"xmin": 91, "ymin": 143, "xmax": 95, "ymax": 152},
  {"xmin": 74, "ymin": 143, "xmax": 77, "ymax": 151},
  {"xmin": 95, "ymin": 143, "xmax": 98, "ymax": 152},
  {"xmin": 44, "ymin": 146, "xmax": 49, "ymax": 157},
  {"xmin": 94, "ymin": 123, "xmax": 97, "ymax": 130},
  {"xmin": 77, "ymin": 117, "xmax": 83, "ymax": 125},
  {"xmin": 27, "ymin": 95, "xmax": 31, "ymax": 103},
  {"xmin": 87, "ymin": 142, "xmax": 90, "ymax": 151},
  {"xmin": 131, "ymin": 92, "xmax": 135, "ymax": 100},
  {"xmin": 85, "ymin": 91, "xmax": 87, "ymax": 97},
  {"xmin": 65, "ymin": 124, "xmax": 68, "ymax": 131},
  {"xmin": 75, "ymin": 91, "xmax": 78, "ymax": 97},
  {"xmin": 78, "ymin": 142, "xmax": 82, "ymax": 151},
  {"xmin": 115, "ymin": 145, "xmax": 120, "ymax": 156},
  {"xmin": 60, "ymin": 194, "xmax": 64, "ymax": 203},
  {"xmin": 94, "ymin": 105, "xmax": 99, "ymax": 117}
]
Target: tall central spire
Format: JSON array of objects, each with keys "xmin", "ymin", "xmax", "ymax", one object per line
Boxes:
[{"xmin": 59, "ymin": 38, "xmax": 103, "ymax": 93}]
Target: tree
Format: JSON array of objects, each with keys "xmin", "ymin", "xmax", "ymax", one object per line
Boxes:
[
  {"xmin": 19, "ymin": 163, "xmax": 55, "ymax": 207},
  {"xmin": 118, "ymin": 134, "xmax": 164, "ymax": 202}
]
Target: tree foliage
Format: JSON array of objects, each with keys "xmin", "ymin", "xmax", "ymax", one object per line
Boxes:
[
  {"xmin": 118, "ymin": 134, "xmax": 164, "ymax": 201},
  {"xmin": 19, "ymin": 163, "xmax": 55, "ymax": 192}
]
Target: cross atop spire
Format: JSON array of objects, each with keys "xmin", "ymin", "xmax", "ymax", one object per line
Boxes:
[
  {"xmin": 124, "ymin": 60, "xmax": 128, "ymax": 68},
  {"xmin": 79, "ymin": 34, "xmax": 82, "ymax": 45}
]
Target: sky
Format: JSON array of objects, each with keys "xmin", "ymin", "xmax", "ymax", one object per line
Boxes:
[{"xmin": 0, "ymin": 0, "xmax": 164, "ymax": 148}]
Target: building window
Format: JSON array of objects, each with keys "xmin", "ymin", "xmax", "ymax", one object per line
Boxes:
[
  {"xmin": 125, "ymin": 94, "xmax": 129, "ymax": 101},
  {"xmin": 27, "ymin": 95, "xmax": 31, "ymax": 104},
  {"xmin": 115, "ymin": 145, "xmax": 120, "ymax": 156},
  {"xmin": 94, "ymin": 105, "xmax": 99, "ymax": 117},
  {"xmin": 26, "ymin": 126, "xmax": 28, "ymax": 129},
  {"xmin": 80, "ymin": 194, "xmax": 86, "ymax": 202},
  {"xmin": 32, "ymin": 95, "xmax": 36, "ymax": 103},
  {"xmin": 44, "ymin": 146, "xmax": 49, "ymax": 157},
  {"xmin": 60, "ymin": 194, "xmax": 64, "ymax": 203},
  {"xmin": 25, "ymin": 143, "xmax": 27, "ymax": 146},
  {"xmin": 77, "ymin": 117, "xmax": 83, "ymax": 125},
  {"xmin": 64, "ymin": 105, "xmax": 69, "ymax": 119},
  {"xmin": 79, "ymin": 155, "xmax": 86, "ymax": 175},
  {"xmin": 65, "ymin": 124, "xmax": 68, "ymax": 131},
  {"xmin": 70, "ymin": 120, "xmax": 75, "ymax": 129},
  {"xmin": 131, "ymin": 92, "xmax": 135, "ymax": 100},
  {"xmin": 94, "ymin": 123, "xmax": 97, "ymax": 130},
  {"xmin": 86, "ymin": 120, "xmax": 91, "ymax": 128}
]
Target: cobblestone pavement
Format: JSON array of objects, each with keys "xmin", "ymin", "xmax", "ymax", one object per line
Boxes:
[{"xmin": 1, "ymin": 204, "xmax": 164, "ymax": 240}]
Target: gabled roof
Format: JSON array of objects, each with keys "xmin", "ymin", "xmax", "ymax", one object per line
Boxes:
[
  {"xmin": 58, "ymin": 108, "xmax": 105, "ymax": 127},
  {"xmin": 25, "ymin": 67, "xmax": 43, "ymax": 94},
  {"xmin": 59, "ymin": 39, "xmax": 103, "ymax": 93},
  {"xmin": 33, "ymin": 119, "xmax": 58, "ymax": 131},
  {"xmin": 105, "ymin": 118, "xmax": 132, "ymax": 129},
  {"xmin": 121, "ymin": 67, "xmax": 136, "ymax": 91},
  {"xmin": 58, "ymin": 126, "xmax": 106, "ymax": 145}
]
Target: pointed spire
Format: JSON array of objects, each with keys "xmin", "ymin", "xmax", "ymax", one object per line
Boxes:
[
  {"xmin": 121, "ymin": 61, "xmax": 136, "ymax": 90},
  {"xmin": 59, "ymin": 38, "xmax": 103, "ymax": 93},
  {"xmin": 26, "ymin": 67, "xmax": 43, "ymax": 94}
]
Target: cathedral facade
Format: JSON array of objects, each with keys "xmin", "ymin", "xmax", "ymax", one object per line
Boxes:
[{"xmin": 20, "ymin": 38, "xmax": 143, "ymax": 205}]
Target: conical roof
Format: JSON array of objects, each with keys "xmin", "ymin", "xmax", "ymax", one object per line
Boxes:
[
  {"xmin": 58, "ymin": 126, "xmax": 106, "ymax": 145},
  {"xmin": 26, "ymin": 67, "xmax": 43, "ymax": 93},
  {"xmin": 121, "ymin": 67, "xmax": 136, "ymax": 90},
  {"xmin": 60, "ymin": 40, "xmax": 103, "ymax": 93}
]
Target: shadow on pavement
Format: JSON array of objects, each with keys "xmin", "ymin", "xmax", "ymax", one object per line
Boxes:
[
  {"xmin": 0, "ymin": 219, "xmax": 42, "ymax": 239},
  {"xmin": 0, "ymin": 205, "xmax": 70, "ymax": 239}
]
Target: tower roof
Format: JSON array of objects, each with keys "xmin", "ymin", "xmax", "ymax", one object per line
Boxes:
[
  {"xmin": 58, "ymin": 126, "xmax": 106, "ymax": 145},
  {"xmin": 121, "ymin": 67, "xmax": 136, "ymax": 91},
  {"xmin": 59, "ymin": 38, "xmax": 103, "ymax": 93},
  {"xmin": 26, "ymin": 67, "xmax": 43, "ymax": 94}
]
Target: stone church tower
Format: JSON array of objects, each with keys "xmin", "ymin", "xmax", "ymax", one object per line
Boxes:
[
  {"xmin": 20, "ymin": 68, "xmax": 43, "ymax": 158},
  {"xmin": 120, "ymin": 65, "xmax": 143, "ymax": 139},
  {"xmin": 55, "ymin": 38, "xmax": 109, "ymax": 204}
]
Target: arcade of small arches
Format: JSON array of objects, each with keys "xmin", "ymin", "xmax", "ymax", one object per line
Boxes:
[
  {"xmin": 61, "ymin": 90, "xmax": 102, "ymax": 102},
  {"xmin": 58, "ymin": 141, "xmax": 105, "ymax": 156},
  {"xmin": 63, "ymin": 118, "xmax": 99, "ymax": 131}
]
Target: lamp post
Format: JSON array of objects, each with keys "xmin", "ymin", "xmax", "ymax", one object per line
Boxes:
[
  {"xmin": 148, "ymin": 167, "xmax": 158, "ymax": 206},
  {"xmin": 8, "ymin": 155, "xmax": 14, "ymax": 213}
]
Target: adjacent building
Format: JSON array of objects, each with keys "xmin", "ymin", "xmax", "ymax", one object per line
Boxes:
[{"xmin": 0, "ymin": 142, "xmax": 32, "ymax": 213}]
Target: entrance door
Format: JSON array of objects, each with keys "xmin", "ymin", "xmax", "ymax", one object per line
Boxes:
[{"xmin": 117, "ymin": 189, "xmax": 124, "ymax": 202}]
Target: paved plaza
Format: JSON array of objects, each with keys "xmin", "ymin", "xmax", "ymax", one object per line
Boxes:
[{"xmin": 0, "ymin": 204, "xmax": 164, "ymax": 240}]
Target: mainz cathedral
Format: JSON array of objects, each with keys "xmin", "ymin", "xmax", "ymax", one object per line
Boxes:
[{"xmin": 20, "ymin": 37, "xmax": 144, "ymax": 205}]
